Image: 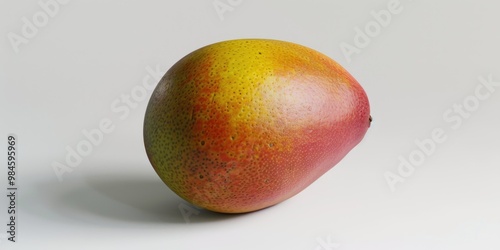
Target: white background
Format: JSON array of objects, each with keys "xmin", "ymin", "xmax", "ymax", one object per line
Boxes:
[{"xmin": 1, "ymin": 0, "xmax": 500, "ymax": 249}]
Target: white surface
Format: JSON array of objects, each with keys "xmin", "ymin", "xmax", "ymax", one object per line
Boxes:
[{"xmin": 1, "ymin": 0, "xmax": 500, "ymax": 249}]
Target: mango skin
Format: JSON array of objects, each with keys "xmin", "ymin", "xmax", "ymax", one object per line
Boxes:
[{"xmin": 144, "ymin": 39, "xmax": 371, "ymax": 213}]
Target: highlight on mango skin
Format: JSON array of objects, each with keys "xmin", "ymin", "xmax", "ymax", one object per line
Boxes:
[{"xmin": 144, "ymin": 39, "xmax": 371, "ymax": 213}]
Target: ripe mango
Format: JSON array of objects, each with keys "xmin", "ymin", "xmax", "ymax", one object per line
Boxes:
[{"xmin": 144, "ymin": 39, "xmax": 371, "ymax": 213}]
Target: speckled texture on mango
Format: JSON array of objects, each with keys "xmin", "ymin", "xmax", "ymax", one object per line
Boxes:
[{"xmin": 144, "ymin": 39, "xmax": 370, "ymax": 213}]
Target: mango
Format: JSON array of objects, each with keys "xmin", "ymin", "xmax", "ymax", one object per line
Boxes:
[{"xmin": 144, "ymin": 39, "xmax": 371, "ymax": 213}]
